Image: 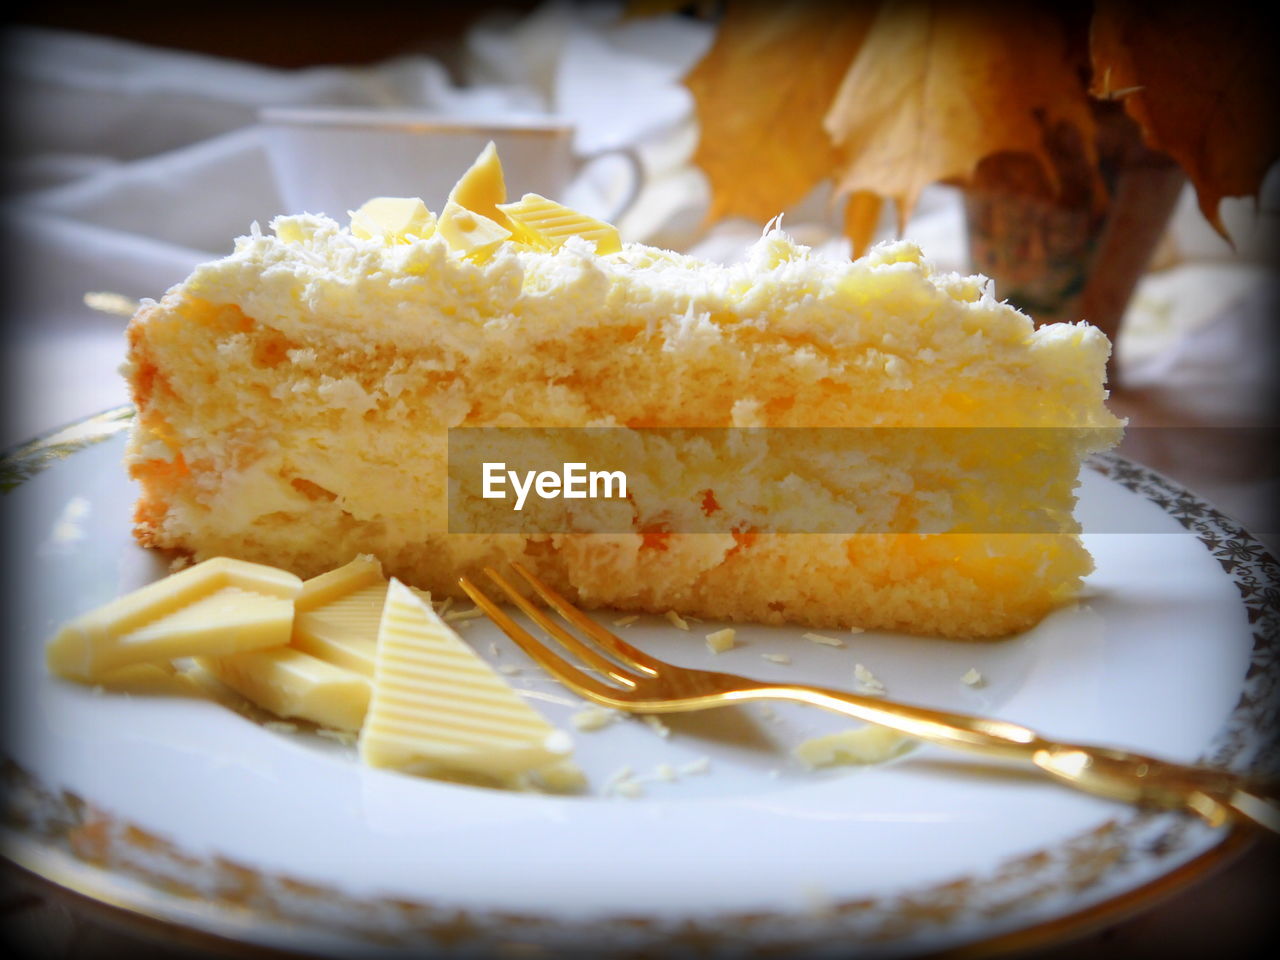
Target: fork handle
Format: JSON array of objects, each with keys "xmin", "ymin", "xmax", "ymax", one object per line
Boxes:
[
  {"xmin": 755, "ymin": 682, "xmax": 1280, "ymax": 835},
  {"xmin": 1030, "ymin": 741, "xmax": 1280, "ymax": 835}
]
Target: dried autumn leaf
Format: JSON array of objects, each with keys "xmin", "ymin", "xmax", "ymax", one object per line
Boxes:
[
  {"xmin": 1090, "ymin": 0, "xmax": 1280, "ymax": 241},
  {"xmin": 687, "ymin": 1, "xmax": 875, "ymax": 223},
  {"xmin": 825, "ymin": 2, "xmax": 1099, "ymax": 232},
  {"xmin": 842, "ymin": 191, "xmax": 883, "ymax": 259}
]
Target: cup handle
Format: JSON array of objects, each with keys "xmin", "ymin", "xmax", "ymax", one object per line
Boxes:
[{"xmin": 577, "ymin": 147, "xmax": 645, "ymax": 224}]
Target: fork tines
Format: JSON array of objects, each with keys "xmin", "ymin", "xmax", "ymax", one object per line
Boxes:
[{"xmin": 458, "ymin": 564, "xmax": 657, "ymax": 704}]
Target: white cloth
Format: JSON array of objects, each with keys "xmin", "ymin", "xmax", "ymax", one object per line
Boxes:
[{"xmin": 3, "ymin": 3, "xmax": 1276, "ymax": 448}]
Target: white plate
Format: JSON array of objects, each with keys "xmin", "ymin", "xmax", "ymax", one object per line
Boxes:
[{"xmin": 2, "ymin": 408, "xmax": 1276, "ymax": 957}]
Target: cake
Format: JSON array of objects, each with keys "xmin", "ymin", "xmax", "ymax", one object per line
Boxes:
[{"xmin": 122, "ymin": 145, "xmax": 1121, "ymax": 639}]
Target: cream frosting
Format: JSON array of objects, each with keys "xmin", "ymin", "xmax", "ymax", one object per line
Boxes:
[{"xmin": 171, "ymin": 214, "xmax": 1111, "ymax": 393}]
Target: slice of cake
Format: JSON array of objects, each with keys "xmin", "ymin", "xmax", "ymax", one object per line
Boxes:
[{"xmin": 122, "ymin": 145, "xmax": 1121, "ymax": 638}]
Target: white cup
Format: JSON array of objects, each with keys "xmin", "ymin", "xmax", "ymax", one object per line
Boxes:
[{"xmin": 260, "ymin": 107, "xmax": 642, "ymax": 225}]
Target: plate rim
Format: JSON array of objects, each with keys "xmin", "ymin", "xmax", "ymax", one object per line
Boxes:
[{"xmin": 2, "ymin": 406, "xmax": 1276, "ymax": 956}]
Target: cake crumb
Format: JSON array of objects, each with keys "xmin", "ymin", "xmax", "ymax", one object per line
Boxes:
[
  {"xmin": 664, "ymin": 609, "xmax": 690, "ymax": 631},
  {"xmin": 317, "ymin": 728, "xmax": 357, "ymax": 746},
  {"xmin": 605, "ymin": 765, "xmax": 642, "ymax": 798},
  {"xmin": 654, "ymin": 763, "xmax": 678, "ymax": 782},
  {"xmin": 642, "ymin": 716, "xmax": 671, "ymax": 738},
  {"xmin": 613, "ymin": 779, "xmax": 644, "ymax": 799},
  {"xmin": 762, "ymin": 653, "xmax": 791, "ymax": 665},
  {"xmin": 572, "ymin": 706, "xmax": 619, "ymax": 732},
  {"xmin": 444, "ymin": 606, "xmax": 484, "ymax": 623},
  {"xmin": 794, "ymin": 725, "xmax": 911, "ymax": 769},
  {"xmin": 613, "ymin": 614, "xmax": 640, "ymax": 627},
  {"xmin": 529, "ymin": 759, "xmax": 587, "ymax": 794},
  {"xmin": 488, "ymin": 642, "xmax": 500, "ymax": 656},
  {"xmin": 679, "ymin": 756, "xmax": 712, "ymax": 776},
  {"xmin": 854, "ymin": 663, "xmax": 886, "ymax": 694},
  {"xmin": 436, "ymin": 597, "xmax": 454, "ymax": 616},
  {"xmin": 804, "ymin": 632, "xmax": 845, "ymax": 647},
  {"xmin": 498, "ymin": 664, "xmax": 521, "ymax": 676},
  {"xmin": 961, "ymin": 667, "xmax": 987, "ymax": 687},
  {"xmin": 168, "ymin": 555, "xmax": 193, "ymax": 572},
  {"xmin": 705, "ymin": 628, "xmax": 736, "ymax": 653},
  {"xmin": 263, "ymin": 721, "xmax": 298, "ymax": 734},
  {"xmin": 84, "ymin": 291, "xmax": 141, "ymax": 317},
  {"xmin": 848, "ymin": 626, "xmax": 866, "ymax": 634}
]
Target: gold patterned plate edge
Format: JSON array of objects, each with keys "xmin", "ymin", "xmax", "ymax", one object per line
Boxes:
[
  {"xmin": 1, "ymin": 411, "xmax": 1276, "ymax": 957},
  {"xmin": 0, "ymin": 405, "xmax": 136, "ymax": 493}
]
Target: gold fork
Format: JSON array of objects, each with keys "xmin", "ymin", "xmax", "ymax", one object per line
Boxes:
[{"xmin": 460, "ymin": 563, "xmax": 1279, "ymax": 835}]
